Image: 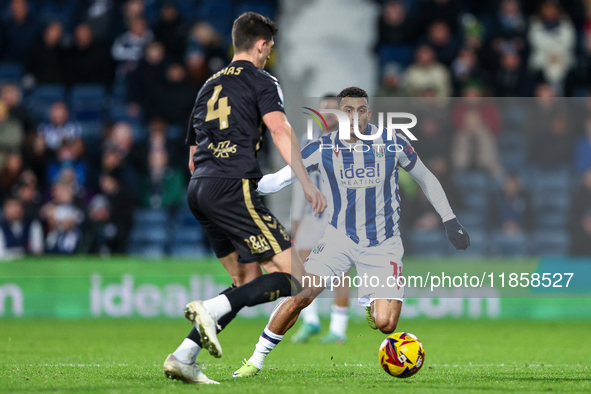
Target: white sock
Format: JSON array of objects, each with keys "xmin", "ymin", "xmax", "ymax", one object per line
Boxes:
[
  {"xmin": 172, "ymin": 338, "xmax": 201, "ymax": 364},
  {"xmin": 202, "ymin": 295, "xmax": 232, "ymax": 321},
  {"xmin": 300, "ymin": 298, "xmax": 320, "ymax": 326},
  {"xmin": 248, "ymin": 326, "xmax": 283, "ymax": 369},
  {"xmin": 329, "ymin": 305, "xmax": 349, "ymax": 337}
]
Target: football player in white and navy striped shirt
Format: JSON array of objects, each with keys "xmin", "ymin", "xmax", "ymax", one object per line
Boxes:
[
  {"xmin": 291, "ymin": 95, "xmax": 352, "ymax": 344},
  {"xmin": 232, "ymin": 87, "xmax": 470, "ymax": 378}
]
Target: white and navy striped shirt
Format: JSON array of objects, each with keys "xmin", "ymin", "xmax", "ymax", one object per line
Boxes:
[
  {"xmin": 300, "ymin": 123, "xmax": 417, "ymax": 246},
  {"xmin": 292, "ymin": 129, "xmax": 329, "ymax": 222}
]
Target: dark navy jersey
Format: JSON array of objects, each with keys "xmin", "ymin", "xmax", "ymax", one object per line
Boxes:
[{"xmin": 185, "ymin": 60, "xmax": 285, "ymax": 180}]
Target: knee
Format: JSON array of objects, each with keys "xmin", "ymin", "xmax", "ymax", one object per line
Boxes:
[
  {"xmin": 231, "ymin": 265, "xmax": 262, "ymax": 287},
  {"xmin": 374, "ymin": 313, "xmax": 399, "ymax": 335}
]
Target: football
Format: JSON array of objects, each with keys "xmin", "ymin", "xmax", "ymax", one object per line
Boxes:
[{"xmin": 378, "ymin": 332, "xmax": 425, "ymax": 378}]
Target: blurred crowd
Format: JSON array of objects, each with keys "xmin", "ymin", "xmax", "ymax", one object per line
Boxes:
[
  {"xmin": 385, "ymin": 97, "xmax": 591, "ymax": 256},
  {"xmin": 0, "ymin": 0, "xmax": 261, "ymax": 258},
  {"xmin": 0, "ymin": 0, "xmax": 590, "ymax": 258},
  {"xmin": 370, "ymin": 0, "xmax": 591, "ymax": 256},
  {"xmin": 374, "ymin": 0, "xmax": 591, "ymax": 97}
]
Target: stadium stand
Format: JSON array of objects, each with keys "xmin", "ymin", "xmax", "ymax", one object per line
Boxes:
[{"xmin": 0, "ymin": 0, "xmax": 589, "ymax": 259}]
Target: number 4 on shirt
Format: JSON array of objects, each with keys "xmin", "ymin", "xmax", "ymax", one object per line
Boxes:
[{"xmin": 206, "ymin": 84, "xmax": 232, "ymax": 130}]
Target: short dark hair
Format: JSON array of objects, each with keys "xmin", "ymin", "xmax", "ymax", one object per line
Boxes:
[
  {"xmin": 232, "ymin": 12, "xmax": 278, "ymax": 52},
  {"xmin": 337, "ymin": 86, "xmax": 369, "ymax": 107}
]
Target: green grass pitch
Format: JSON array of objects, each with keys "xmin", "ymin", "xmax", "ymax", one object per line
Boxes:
[{"xmin": 1, "ymin": 317, "xmax": 590, "ymax": 393}]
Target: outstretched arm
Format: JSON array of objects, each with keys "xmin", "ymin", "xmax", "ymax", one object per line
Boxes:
[
  {"xmin": 406, "ymin": 157, "xmax": 455, "ymax": 221},
  {"xmin": 263, "ymin": 111, "xmax": 326, "ymax": 215},
  {"xmin": 257, "ymin": 165, "xmax": 295, "ymax": 195},
  {"xmin": 407, "ymin": 157, "xmax": 470, "ymax": 250}
]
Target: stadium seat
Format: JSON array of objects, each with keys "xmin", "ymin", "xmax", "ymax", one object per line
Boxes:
[
  {"xmin": 198, "ymin": 0, "xmax": 234, "ymax": 36},
  {"xmin": 109, "ymin": 103, "xmax": 130, "ymax": 122},
  {"xmin": 497, "ymin": 133, "xmax": 526, "ymax": 151},
  {"xmin": 130, "ymin": 226, "xmax": 169, "ymax": 244},
  {"xmin": 199, "ymin": 0, "xmax": 233, "ymax": 19},
  {"xmin": 111, "ymin": 82, "xmax": 127, "ymax": 103},
  {"xmin": 175, "ymin": 205, "xmax": 200, "ymax": 227},
  {"xmin": 532, "ymin": 230, "xmax": 570, "ymax": 256},
  {"xmin": 128, "ymin": 243, "xmax": 166, "ymax": 258},
  {"xmin": 453, "ymin": 171, "xmax": 489, "ymax": 194},
  {"xmin": 490, "ymin": 231, "xmax": 528, "ymax": 256},
  {"xmin": 235, "ymin": 1, "xmax": 275, "ymax": 18},
  {"xmin": 500, "ymin": 150, "xmax": 527, "ymax": 173},
  {"xmin": 463, "ymin": 192, "xmax": 489, "ymax": 211},
  {"xmin": 133, "ymin": 208, "xmax": 169, "ymax": 226},
  {"xmin": 172, "ymin": 0, "xmax": 198, "ymax": 20},
  {"xmin": 173, "ymin": 226, "xmax": 205, "ymax": 244},
  {"xmin": 0, "ymin": 62, "xmax": 23, "ymax": 82},
  {"xmin": 131, "ymin": 123, "xmax": 148, "ymax": 143},
  {"xmin": 171, "ymin": 244, "xmax": 208, "ymax": 258},
  {"xmin": 79, "ymin": 121, "xmax": 103, "ymax": 143},
  {"xmin": 38, "ymin": 0, "xmax": 77, "ymax": 31},
  {"xmin": 501, "ymin": 150, "xmax": 527, "ymax": 173},
  {"xmin": 532, "ymin": 191, "xmax": 570, "ymax": 214},
  {"xmin": 531, "ymin": 168, "xmax": 572, "ymax": 192},
  {"xmin": 498, "ymin": 133, "xmax": 528, "ymax": 172},
  {"xmin": 501, "ymin": 104, "xmax": 526, "ymax": 127},
  {"xmin": 535, "ymin": 212, "xmax": 567, "ymax": 231},
  {"xmin": 27, "ymin": 84, "xmax": 67, "ymax": 121},
  {"xmin": 409, "ymin": 230, "xmax": 445, "ymax": 256},
  {"xmin": 167, "ymin": 124, "xmax": 184, "ymax": 141},
  {"xmin": 70, "ymin": 84, "xmax": 106, "ymax": 121},
  {"xmin": 377, "ymin": 44, "xmax": 414, "ymax": 67},
  {"xmin": 456, "ymin": 210, "xmax": 487, "ymax": 229}
]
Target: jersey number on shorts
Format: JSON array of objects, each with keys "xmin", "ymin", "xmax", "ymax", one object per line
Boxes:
[
  {"xmin": 206, "ymin": 84, "xmax": 232, "ymax": 130},
  {"xmin": 391, "ymin": 261, "xmax": 402, "ymax": 290}
]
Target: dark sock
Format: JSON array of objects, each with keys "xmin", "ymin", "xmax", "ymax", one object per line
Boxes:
[
  {"xmin": 224, "ymin": 272, "xmax": 301, "ymax": 312},
  {"xmin": 187, "ymin": 284, "xmax": 238, "ymax": 344}
]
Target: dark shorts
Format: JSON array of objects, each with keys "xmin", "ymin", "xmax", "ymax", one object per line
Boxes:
[{"xmin": 187, "ymin": 177, "xmax": 292, "ymax": 263}]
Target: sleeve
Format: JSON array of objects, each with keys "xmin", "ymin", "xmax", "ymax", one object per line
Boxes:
[
  {"xmin": 395, "ymin": 134, "xmax": 418, "ymax": 171},
  {"xmin": 300, "ymin": 140, "xmax": 322, "ymax": 173},
  {"xmin": 257, "ymin": 139, "xmax": 323, "ymax": 195},
  {"xmin": 185, "ymin": 107, "xmax": 197, "ymax": 145},
  {"xmin": 256, "ymin": 72, "xmax": 285, "ymax": 116},
  {"xmin": 256, "ymin": 165, "xmax": 294, "ymax": 195},
  {"xmin": 406, "ymin": 157, "xmax": 456, "ymax": 222}
]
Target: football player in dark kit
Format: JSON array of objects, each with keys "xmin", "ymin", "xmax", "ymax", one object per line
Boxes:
[{"xmin": 163, "ymin": 12, "xmax": 326, "ymax": 384}]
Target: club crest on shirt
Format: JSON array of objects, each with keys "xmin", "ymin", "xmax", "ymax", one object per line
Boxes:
[
  {"xmin": 372, "ymin": 144, "xmax": 385, "ymax": 158},
  {"xmin": 312, "ymin": 242, "xmax": 326, "ymax": 254}
]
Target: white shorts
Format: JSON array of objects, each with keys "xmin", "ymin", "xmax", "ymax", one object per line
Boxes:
[
  {"xmin": 304, "ymin": 225, "xmax": 405, "ymax": 306},
  {"xmin": 294, "ymin": 215, "xmax": 327, "ymax": 251}
]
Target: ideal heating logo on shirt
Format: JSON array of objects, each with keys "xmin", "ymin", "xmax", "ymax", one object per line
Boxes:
[{"xmin": 338, "ymin": 163, "xmax": 381, "ymax": 188}]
